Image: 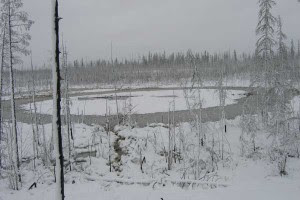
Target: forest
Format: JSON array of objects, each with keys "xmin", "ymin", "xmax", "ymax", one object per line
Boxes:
[{"xmin": 0, "ymin": 0, "xmax": 300, "ymax": 200}]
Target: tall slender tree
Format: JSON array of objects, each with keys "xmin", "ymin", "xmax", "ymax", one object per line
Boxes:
[
  {"xmin": 256, "ymin": 0, "xmax": 277, "ymax": 59},
  {"xmin": 0, "ymin": 0, "xmax": 33, "ymax": 190},
  {"xmin": 290, "ymin": 39, "xmax": 295, "ymax": 59},
  {"xmin": 51, "ymin": 0, "xmax": 64, "ymax": 199},
  {"xmin": 0, "ymin": 19, "xmax": 6, "ymax": 172},
  {"xmin": 62, "ymin": 42, "xmax": 73, "ymax": 171},
  {"xmin": 255, "ymin": 0, "xmax": 277, "ymax": 126},
  {"xmin": 31, "ymin": 54, "xmax": 39, "ymax": 160},
  {"xmin": 277, "ymin": 16, "xmax": 287, "ymax": 60},
  {"xmin": 297, "ymin": 40, "xmax": 300, "ymax": 58}
]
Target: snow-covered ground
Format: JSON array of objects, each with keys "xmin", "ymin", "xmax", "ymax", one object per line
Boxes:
[
  {"xmin": 2, "ymin": 169, "xmax": 300, "ymax": 200},
  {"xmin": 1, "ymin": 115, "xmax": 299, "ymax": 200},
  {"xmin": 21, "ymin": 89, "xmax": 246, "ymax": 116},
  {"xmin": 3, "ymin": 77, "xmax": 251, "ymax": 101}
]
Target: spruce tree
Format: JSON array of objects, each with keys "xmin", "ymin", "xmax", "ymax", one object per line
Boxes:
[
  {"xmin": 277, "ymin": 16, "xmax": 287, "ymax": 60},
  {"xmin": 256, "ymin": 0, "xmax": 277, "ymax": 59}
]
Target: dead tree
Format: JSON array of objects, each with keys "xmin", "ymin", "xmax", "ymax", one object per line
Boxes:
[
  {"xmin": 105, "ymin": 99, "xmax": 112, "ymax": 172},
  {"xmin": 0, "ymin": 22, "xmax": 5, "ymax": 172},
  {"xmin": 167, "ymin": 105, "xmax": 173, "ymax": 170},
  {"xmin": 8, "ymin": 2, "xmax": 20, "ymax": 189},
  {"xmin": 28, "ymin": 83, "xmax": 37, "ymax": 170},
  {"xmin": 31, "ymin": 54, "xmax": 39, "ymax": 157},
  {"xmin": 51, "ymin": 0, "xmax": 64, "ymax": 199},
  {"xmin": 62, "ymin": 43, "xmax": 73, "ymax": 171}
]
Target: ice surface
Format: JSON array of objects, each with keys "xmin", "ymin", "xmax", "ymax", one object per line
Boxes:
[{"xmin": 22, "ymin": 89, "xmax": 246, "ymax": 116}]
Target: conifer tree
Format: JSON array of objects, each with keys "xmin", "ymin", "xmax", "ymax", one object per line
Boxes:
[
  {"xmin": 277, "ymin": 16, "xmax": 287, "ymax": 60},
  {"xmin": 0, "ymin": 0, "xmax": 33, "ymax": 190},
  {"xmin": 256, "ymin": 0, "xmax": 277, "ymax": 59}
]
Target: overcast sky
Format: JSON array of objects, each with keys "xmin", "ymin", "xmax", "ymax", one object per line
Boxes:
[{"xmin": 23, "ymin": 0, "xmax": 300, "ymax": 67}]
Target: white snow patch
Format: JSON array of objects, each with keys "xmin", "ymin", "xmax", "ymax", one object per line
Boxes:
[{"xmin": 22, "ymin": 89, "xmax": 246, "ymax": 116}]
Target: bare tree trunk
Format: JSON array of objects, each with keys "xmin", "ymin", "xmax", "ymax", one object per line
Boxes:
[
  {"xmin": 52, "ymin": 0, "xmax": 64, "ymax": 199},
  {"xmin": 167, "ymin": 106, "xmax": 172, "ymax": 170},
  {"xmin": 0, "ymin": 26, "xmax": 5, "ymax": 172},
  {"xmin": 28, "ymin": 83, "xmax": 37, "ymax": 170},
  {"xmin": 114, "ymin": 87, "xmax": 120, "ymax": 125},
  {"xmin": 219, "ymin": 65, "xmax": 226, "ymax": 161},
  {"xmin": 106, "ymin": 118, "xmax": 112, "ymax": 172},
  {"xmin": 42, "ymin": 124, "xmax": 49, "ymax": 166},
  {"xmin": 196, "ymin": 87, "xmax": 202, "ymax": 179},
  {"xmin": 31, "ymin": 55, "xmax": 39, "ymax": 156},
  {"xmin": 63, "ymin": 46, "xmax": 72, "ymax": 171},
  {"xmin": 8, "ymin": 1, "xmax": 20, "ymax": 189},
  {"xmin": 172, "ymin": 91, "xmax": 176, "ymax": 160},
  {"xmin": 128, "ymin": 85, "xmax": 132, "ymax": 127}
]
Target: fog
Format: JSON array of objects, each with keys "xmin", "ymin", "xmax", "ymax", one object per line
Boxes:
[{"xmin": 24, "ymin": 0, "xmax": 300, "ymax": 67}]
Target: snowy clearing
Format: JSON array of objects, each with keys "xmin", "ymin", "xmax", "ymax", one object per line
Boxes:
[{"xmin": 21, "ymin": 89, "xmax": 246, "ymax": 116}]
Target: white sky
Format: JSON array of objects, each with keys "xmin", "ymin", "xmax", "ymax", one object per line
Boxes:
[{"xmin": 23, "ymin": 0, "xmax": 300, "ymax": 67}]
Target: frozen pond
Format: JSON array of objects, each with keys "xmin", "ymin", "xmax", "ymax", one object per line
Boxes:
[{"xmin": 22, "ymin": 89, "xmax": 246, "ymax": 116}]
